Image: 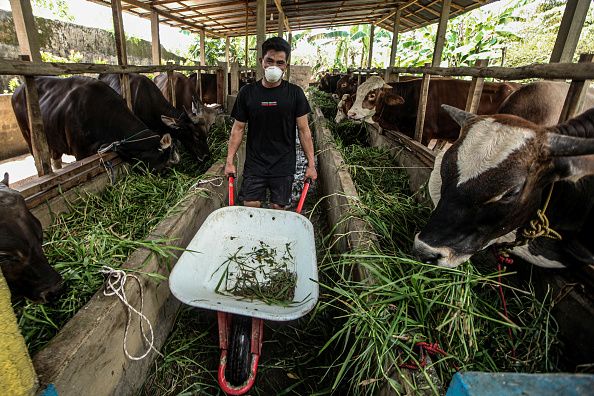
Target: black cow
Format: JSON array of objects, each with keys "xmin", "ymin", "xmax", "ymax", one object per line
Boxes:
[
  {"xmin": 318, "ymin": 73, "xmax": 344, "ymax": 94},
  {"xmin": 99, "ymin": 73, "xmax": 210, "ymax": 163},
  {"xmin": 0, "ymin": 173, "xmax": 63, "ymax": 302},
  {"xmin": 12, "ymin": 76, "xmax": 178, "ymax": 172},
  {"xmin": 414, "ymin": 105, "xmax": 594, "ymax": 269}
]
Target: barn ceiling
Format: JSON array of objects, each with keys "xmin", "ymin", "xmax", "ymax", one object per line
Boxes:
[{"xmin": 91, "ymin": 0, "xmax": 493, "ymax": 38}]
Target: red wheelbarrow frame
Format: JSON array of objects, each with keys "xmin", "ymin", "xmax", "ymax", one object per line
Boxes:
[{"xmin": 216, "ymin": 174, "xmax": 311, "ymax": 395}]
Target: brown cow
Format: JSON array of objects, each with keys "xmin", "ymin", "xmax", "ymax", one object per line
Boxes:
[
  {"xmin": 154, "ymin": 72, "xmax": 221, "ymax": 131},
  {"xmin": 335, "ymin": 94, "xmax": 356, "ymax": 123},
  {"xmin": 347, "ymin": 76, "xmax": 520, "ymax": 144},
  {"xmin": 497, "ymin": 81, "xmax": 594, "ymax": 125}
]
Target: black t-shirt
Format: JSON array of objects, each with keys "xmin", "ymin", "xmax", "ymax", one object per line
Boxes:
[{"xmin": 231, "ymin": 79, "xmax": 311, "ymax": 177}]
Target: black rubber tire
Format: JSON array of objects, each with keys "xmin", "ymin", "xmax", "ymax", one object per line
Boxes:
[{"xmin": 226, "ymin": 315, "xmax": 252, "ymax": 386}]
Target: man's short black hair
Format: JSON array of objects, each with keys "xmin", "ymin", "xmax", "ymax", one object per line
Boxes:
[{"xmin": 262, "ymin": 37, "xmax": 291, "ymax": 60}]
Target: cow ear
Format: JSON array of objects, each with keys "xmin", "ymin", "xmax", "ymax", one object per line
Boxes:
[
  {"xmin": 1, "ymin": 172, "xmax": 8, "ymax": 187},
  {"xmin": 161, "ymin": 115, "xmax": 181, "ymax": 129},
  {"xmin": 441, "ymin": 105, "xmax": 476, "ymax": 127},
  {"xmin": 384, "ymin": 91, "xmax": 404, "ymax": 106},
  {"xmin": 160, "ymin": 133, "xmax": 172, "ymax": 149},
  {"xmin": 553, "ymin": 155, "xmax": 594, "ymax": 182}
]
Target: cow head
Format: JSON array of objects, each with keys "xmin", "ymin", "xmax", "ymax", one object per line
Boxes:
[
  {"xmin": 413, "ymin": 105, "xmax": 594, "ymax": 268},
  {"xmin": 335, "ymin": 74, "xmax": 359, "ymax": 98},
  {"xmin": 371, "ymin": 88, "xmax": 405, "ymax": 127},
  {"xmin": 119, "ymin": 132, "xmax": 180, "ymax": 172},
  {"xmin": 161, "ymin": 110, "xmax": 210, "ymax": 163},
  {"xmin": 0, "ymin": 173, "xmax": 64, "ymax": 303},
  {"xmin": 335, "ymin": 94, "xmax": 355, "ymax": 124},
  {"xmin": 347, "ymin": 76, "xmax": 392, "ymax": 121},
  {"xmin": 191, "ymin": 97, "xmax": 221, "ymax": 131}
]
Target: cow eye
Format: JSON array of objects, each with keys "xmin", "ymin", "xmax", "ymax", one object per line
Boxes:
[
  {"xmin": 341, "ymin": 83, "xmax": 347, "ymax": 87},
  {"xmin": 368, "ymin": 93, "xmax": 375, "ymax": 100}
]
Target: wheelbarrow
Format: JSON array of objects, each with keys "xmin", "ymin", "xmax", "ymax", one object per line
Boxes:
[{"xmin": 169, "ymin": 175, "xmax": 318, "ymax": 395}]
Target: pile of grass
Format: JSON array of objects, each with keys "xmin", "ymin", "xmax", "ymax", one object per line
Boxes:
[
  {"xmin": 308, "ymin": 87, "xmax": 338, "ymax": 121},
  {"xmin": 15, "ymin": 119, "xmax": 231, "ymax": 354},
  {"xmin": 318, "ymin": 121, "xmax": 560, "ymax": 395}
]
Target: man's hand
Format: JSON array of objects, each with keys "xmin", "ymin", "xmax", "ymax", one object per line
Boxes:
[
  {"xmin": 225, "ymin": 162, "xmax": 236, "ymax": 177},
  {"xmin": 305, "ymin": 165, "xmax": 317, "ymax": 181}
]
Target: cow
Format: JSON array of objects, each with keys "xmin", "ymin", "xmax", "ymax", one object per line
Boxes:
[
  {"xmin": 1, "ymin": 173, "xmax": 63, "ymax": 302},
  {"xmin": 318, "ymin": 73, "xmax": 344, "ymax": 94},
  {"xmin": 189, "ymin": 72, "xmax": 219, "ymax": 105},
  {"xmin": 413, "ymin": 104, "xmax": 594, "ymax": 269},
  {"xmin": 99, "ymin": 73, "xmax": 210, "ymax": 163},
  {"xmin": 153, "ymin": 72, "xmax": 220, "ymax": 132},
  {"xmin": 347, "ymin": 76, "xmax": 520, "ymax": 144},
  {"xmin": 497, "ymin": 81, "xmax": 594, "ymax": 126},
  {"xmin": 12, "ymin": 76, "xmax": 178, "ymax": 172},
  {"xmin": 335, "ymin": 93, "xmax": 356, "ymax": 123},
  {"xmin": 335, "ymin": 73, "xmax": 361, "ymax": 99}
]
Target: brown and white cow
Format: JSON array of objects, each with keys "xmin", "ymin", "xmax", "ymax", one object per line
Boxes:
[
  {"xmin": 348, "ymin": 76, "xmax": 519, "ymax": 144},
  {"xmin": 335, "ymin": 93, "xmax": 356, "ymax": 123},
  {"xmin": 413, "ymin": 104, "xmax": 594, "ymax": 269}
]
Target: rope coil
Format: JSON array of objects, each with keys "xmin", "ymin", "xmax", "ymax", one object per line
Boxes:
[{"xmin": 100, "ymin": 266, "xmax": 162, "ymax": 361}]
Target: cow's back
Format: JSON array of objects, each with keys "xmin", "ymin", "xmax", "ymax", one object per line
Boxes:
[
  {"xmin": 154, "ymin": 72, "xmax": 194, "ymax": 113},
  {"xmin": 189, "ymin": 73, "xmax": 218, "ymax": 104},
  {"xmin": 498, "ymin": 81, "xmax": 594, "ymax": 126},
  {"xmin": 13, "ymin": 76, "xmax": 145, "ymax": 159}
]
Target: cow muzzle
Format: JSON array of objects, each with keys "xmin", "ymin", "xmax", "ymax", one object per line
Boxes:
[{"xmin": 413, "ymin": 234, "xmax": 471, "ymax": 268}]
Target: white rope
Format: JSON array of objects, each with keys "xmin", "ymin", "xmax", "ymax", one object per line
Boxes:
[
  {"xmin": 190, "ymin": 176, "xmax": 224, "ymax": 191},
  {"xmin": 100, "ymin": 266, "xmax": 162, "ymax": 361}
]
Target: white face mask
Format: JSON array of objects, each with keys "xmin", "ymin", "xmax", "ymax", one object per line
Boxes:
[{"xmin": 264, "ymin": 66, "xmax": 284, "ymax": 83}]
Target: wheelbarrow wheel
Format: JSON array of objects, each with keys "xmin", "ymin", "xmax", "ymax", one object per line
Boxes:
[{"xmin": 226, "ymin": 315, "xmax": 252, "ymax": 386}]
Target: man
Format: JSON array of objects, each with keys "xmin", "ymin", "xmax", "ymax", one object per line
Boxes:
[{"xmin": 225, "ymin": 37, "xmax": 317, "ymax": 209}]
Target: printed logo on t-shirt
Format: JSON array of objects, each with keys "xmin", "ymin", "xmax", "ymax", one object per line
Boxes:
[{"xmin": 261, "ymin": 101, "xmax": 278, "ymax": 107}]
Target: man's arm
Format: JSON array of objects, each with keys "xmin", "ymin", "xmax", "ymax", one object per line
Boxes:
[
  {"xmin": 225, "ymin": 120, "xmax": 246, "ymax": 177},
  {"xmin": 296, "ymin": 114, "xmax": 318, "ymax": 181}
]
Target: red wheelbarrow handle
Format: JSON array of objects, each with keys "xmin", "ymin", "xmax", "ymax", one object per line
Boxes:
[
  {"xmin": 228, "ymin": 174, "xmax": 235, "ymax": 206},
  {"xmin": 296, "ymin": 177, "xmax": 313, "ymax": 214}
]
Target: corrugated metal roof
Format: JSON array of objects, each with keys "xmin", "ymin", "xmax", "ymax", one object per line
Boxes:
[{"xmin": 90, "ymin": 0, "xmax": 492, "ymax": 38}]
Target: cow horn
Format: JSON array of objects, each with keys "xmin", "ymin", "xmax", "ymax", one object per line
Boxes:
[
  {"xmin": 1, "ymin": 172, "xmax": 8, "ymax": 187},
  {"xmin": 441, "ymin": 105, "xmax": 475, "ymax": 127},
  {"xmin": 547, "ymin": 134, "xmax": 594, "ymax": 157}
]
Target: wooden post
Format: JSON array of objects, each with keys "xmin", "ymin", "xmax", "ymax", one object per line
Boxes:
[
  {"xmin": 225, "ymin": 36, "xmax": 230, "ymax": 65},
  {"xmin": 357, "ymin": 68, "xmax": 362, "ymax": 85},
  {"xmin": 465, "ymin": 59, "xmax": 489, "ymax": 114},
  {"xmin": 110, "ymin": 0, "xmax": 132, "ymax": 110},
  {"xmin": 432, "ymin": 0, "xmax": 451, "ymax": 67},
  {"xmin": 150, "ymin": 11, "xmax": 161, "ymax": 65},
  {"xmin": 367, "ymin": 24, "xmax": 375, "ymax": 69},
  {"xmin": 217, "ymin": 62, "xmax": 227, "ymax": 107},
  {"xmin": 245, "ymin": 0, "xmax": 249, "ymax": 67},
  {"xmin": 200, "ymin": 29, "xmax": 206, "ymax": 66},
  {"xmin": 196, "ymin": 65, "xmax": 203, "ymax": 103},
  {"xmin": 286, "ymin": 32, "xmax": 292, "ymax": 82},
  {"xmin": 559, "ymin": 54, "xmax": 594, "ymax": 122},
  {"xmin": 19, "ymin": 56, "xmax": 52, "ymax": 175},
  {"xmin": 277, "ymin": 9, "xmax": 284, "ymax": 37},
  {"xmin": 230, "ymin": 61, "xmax": 240, "ymax": 94},
  {"xmin": 9, "ymin": 0, "xmax": 41, "ymax": 62},
  {"xmin": 385, "ymin": 8, "xmax": 400, "ymax": 82},
  {"xmin": 256, "ymin": 0, "xmax": 266, "ymax": 80},
  {"xmin": 550, "ymin": 0, "xmax": 591, "ymax": 63},
  {"xmin": 166, "ymin": 61, "xmax": 176, "ymax": 107},
  {"xmin": 414, "ymin": 63, "xmax": 431, "ymax": 143}
]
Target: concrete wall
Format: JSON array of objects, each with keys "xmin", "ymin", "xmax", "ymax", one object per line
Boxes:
[
  {"xmin": 0, "ymin": 9, "xmax": 185, "ymax": 91},
  {"xmin": 0, "ymin": 94, "xmax": 27, "ymax": 161},
  {"xmin": 289, "ymin": 65, "xmax": 312, "ymax": 91}
]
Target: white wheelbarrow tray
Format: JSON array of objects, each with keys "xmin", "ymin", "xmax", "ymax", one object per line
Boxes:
[{"xmin": 169, "ymin": 206, "xmax": 319, "ymax": 321}]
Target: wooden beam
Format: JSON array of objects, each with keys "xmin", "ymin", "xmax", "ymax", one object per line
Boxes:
[
  {"xmin": 465, "ymin": 59, "xmax": 489, "ymax": 114},
  {"xmin": 111, "ymin": 0, "xmax": 133, "ymax": 110},
  {"xmin": 287, "ymin": 32, "xmax": 292, "ymax": 82},
  {"xmin": 166, "ymin": 61, "xmax": 176, "ymax": 107},
  {"xmin": 217, "ymin": 61, "xmax": 227, "ymax": 106},
  {"xmin": 414, "ymin": 63, "xmax": 431, "ymax": 143},
  {"xmin": 367, "ymin": 23, "xmax": 375, "ymax": 69},
  {"xmin": 273, "ymin": 0, "xmax": 290, "ymax": 33},
  {"xmin": 225, "ymin": 36, "xmax": 230, "ymax": 65},
  {"xmin": 277, "ymin": 8, "xmax": 284, "ymax": 37},
  {"xmin": 200, "ymin": 29, "xmax": 206, "ymax": 66},
  {"xmin": 9, "ymin": 0, "xmax": 42, "ymax": 62},
  {"xmin": 559, "ymin": 54, "xmax": 594, "ymax": 122},
  {"xmin": 432, "ymin": 0, "xmax": 451, "ymax": 67},
  {"xmin": 151, "ymin": 11, "xmax": 161, "ymax": 65},
  {"xmin": 256, "ymin": 0, "xmax": 266, "ymax": 79},
  {"xmin": 385, "ymin": 8, "xmax": 400, "ymax": 81},
  {"xmin": 245, "ymin": 0, "xmax": 249, "ymax": 67},
  {"xmin": 550, "ymin": 0, "xmax": 591, "ymax": 63}
]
